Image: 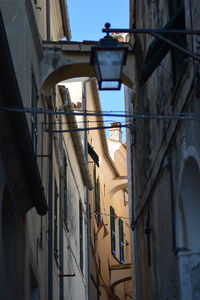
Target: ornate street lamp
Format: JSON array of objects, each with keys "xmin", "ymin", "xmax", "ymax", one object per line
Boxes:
[
  {"xmin": 90, "ymin": 23, "xmax": 128, "ymax": 90},
  {"xmin": 90, "ymin": 22, "xmax": 200, "ymax": 90}
]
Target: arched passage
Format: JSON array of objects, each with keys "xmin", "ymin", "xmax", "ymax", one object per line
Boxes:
[
  {"xmin": 177, "ymin": 157, "xmax": 200, "ymax": 300},
  {"xmin": 41, "ymin": 42, "xmax": 134, "ymax": 92}
]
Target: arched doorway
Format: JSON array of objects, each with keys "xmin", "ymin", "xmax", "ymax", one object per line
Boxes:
[{"xmin": 177, "ymin": 157, "xmax": 200, "ymax": 300}]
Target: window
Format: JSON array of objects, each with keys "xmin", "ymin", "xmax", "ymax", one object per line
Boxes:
[
  {"xmin": 110, "ymin": 206, "xmax": 116, "ymax": 255},
  {"xmin": 79, "ymin": 200, "xmax": 83, "ymax": 272},
  {"xmin": 139, "ymin": 2, "xmax": 186, "ymax": 85},
  {"xmin": 123, "ymin": 191, "xmax": 128, "ymax": 207},
  {"xmin": 31, "ymin": 72, "xmax": 38, "ymax": 154},
  {"xmin": 119, "ymin": 218, "xmax": 125, "ymax": 264},
  {"xmin": 94, "ymin": 166, "xmax": 101, "ymax": 226},
  {"xmin": 53, "ymin": 180, "xmax": 59, "ymax": 263},
  {"xmin": 63, "ymin": 153, "xmax": 68, "ymax": 225},
  {"xmin": 168, "ymin": 0, "xmax": 186, "ymax": 85}
]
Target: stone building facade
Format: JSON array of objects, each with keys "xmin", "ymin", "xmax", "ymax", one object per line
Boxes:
[{"xmin": 127, "ymin": 0, "xmax": 200, "ymax": 299}]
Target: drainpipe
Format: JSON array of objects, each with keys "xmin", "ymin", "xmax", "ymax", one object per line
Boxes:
[
  {"xmin": 82, "ymin": 78, "xmax": 93, "ymax": 300},
  {"xmin": 46, "ymin": 0, "xmax": 51, "ymax": 40},
  {"xmin": 125, "ymin": 86, "xmax": 138, "ymax": 300},
  {"xmin": 59, "ymin": 112, "xmax": 64, "ymax": 300},
  {"xmin": 48, "ymin": 99, "xmax": 53, "ymax": 300},
  {"xmin": 133, "ymin": 0, "xmax": 137, "ymax": 28}
]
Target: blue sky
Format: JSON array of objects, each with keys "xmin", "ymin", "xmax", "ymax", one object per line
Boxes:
[{"xmin": 67, "ymin": 0, "xmax": 129, "ymax": 140}]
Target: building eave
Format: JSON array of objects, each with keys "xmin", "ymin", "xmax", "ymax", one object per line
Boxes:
[{"xmin": 59, "ymin": 0, "xmax": 72, "ymax": 40}]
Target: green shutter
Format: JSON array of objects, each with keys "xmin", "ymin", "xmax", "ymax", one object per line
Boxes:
[
  {"xmin": 139, "ymin": 3, "xmax": 185, "ymax": 86},
  {"xmin": 110, "ymin": 206, "xmax": 116, "ymax": 254}
]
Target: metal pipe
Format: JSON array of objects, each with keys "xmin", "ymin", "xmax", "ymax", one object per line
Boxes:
[
  {"xmin": 130, "ymin": 139, "xmax": 139, "ymax": 300},
  {"xmin": 83, "ymin": 78, "xmax": 93, "ymax": 300},
  {"xmin": 59, "ymin": 113, "xmax": 64, "ymax": 300},
  {"xmin": 48, "ymin": 100, "xmax": 53, "ymax": 300},
  {"xmin": 46, "ymin": 0, "xmax": 51, "ymax": 40},
  {"xmin": 124, "ymin": 86, "xmax": 138, "ymax": 300},
  {"xmin": 103, "ymin": 28, "xmax": 200, "ymax": 35},
  {"xmin": 133, "ymin": 0, "xmax": 137, "ymax": 28}
]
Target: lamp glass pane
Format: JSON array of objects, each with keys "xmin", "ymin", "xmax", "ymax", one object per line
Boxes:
[
  {"xmin": 101, "ymin": 81, "xmax": 120, "ymax": 89},
  {"xmin": 96, "ymin": 49, "xmax": 124, "ymax": 80}
]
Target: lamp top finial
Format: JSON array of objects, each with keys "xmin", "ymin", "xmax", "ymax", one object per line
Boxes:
[
  {"xmin": 105, "ymin": 23, "xmax": 111, "ymax": 29},
  {"xmin": 104, "ymin": 23, "xmax": 111, "ymax": 37}
]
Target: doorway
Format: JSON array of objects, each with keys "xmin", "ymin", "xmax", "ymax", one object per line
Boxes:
[{"xmin": 177, "ymin": 157, "xmax": 200, "ymax": 300}]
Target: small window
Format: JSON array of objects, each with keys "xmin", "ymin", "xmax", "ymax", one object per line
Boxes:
[
  {"xmin": 110, "ymin": 206, "xmax": 116, "ymax": 255},
  {"xmin": 119, "ymin": 218, "xmax": 125, "ymax": 264}
]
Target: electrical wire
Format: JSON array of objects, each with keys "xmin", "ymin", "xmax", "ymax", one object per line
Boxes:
[
  {"xmin": 92, "ymin": 212, "xmax": 130, "ymax": 220},
  {"xmin": 50, "ymin": 124, "xmax": 128, "ymax": 133},
  {"xmin": 43, "ymin": 119, "xmax": 121, "ymax": 126},
  {"xmin": 1, "ymin": 106, "xmax": 200, "ymax": 121}
]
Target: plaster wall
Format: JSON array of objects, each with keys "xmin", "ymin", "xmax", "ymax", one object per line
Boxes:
[
  {"xmin": 0, "ymin": 1, "xmax": 72, "ymax": 299},
  {"xmin": 50, "ymin": 85, "xmax": 88, "ymax": 300},
  {"xmin": 85, "ymin": 79, "xmax": 133, "ymax": 300}
]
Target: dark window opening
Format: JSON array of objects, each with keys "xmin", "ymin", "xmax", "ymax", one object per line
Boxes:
[
  {"xmin": 119, "ymin": 218, "xmax": 125, "ymax": 264},
  {"xmin": 110, "ymin": 206, "xmax": 116, "ymax": 255},
  {"xmin": 168, "ymin": 0, "xmax": 186, "ymax": 85}
]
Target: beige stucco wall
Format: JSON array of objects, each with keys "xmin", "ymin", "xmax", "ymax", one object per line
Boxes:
[
  {"xmin": 51, "ymin": 86, "xmax": 88, "ymax": 300},
  {"xmin": 85, "ymin": 79, "xmax": 133, "ymax": 299}
]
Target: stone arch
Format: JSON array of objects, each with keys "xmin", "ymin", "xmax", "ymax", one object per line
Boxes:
[
  {"xmin": 177, "ymin": 156, "xmax": 200, "ymax": 300},
  {"xmin": 177, "ymin": 157, "xmax": 200, "ymax": 250},
  {"xmin": 41, "ymin": 44, "xmax": 134, "ymax": 92},
  {"xmin": 42, "ymin": 62, "xmax": 95, "ymax": 91},
  {"xmin": 109, "ymin": 178, "xmax": 128, "ymax": 199}
]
